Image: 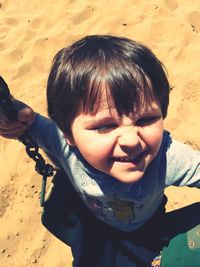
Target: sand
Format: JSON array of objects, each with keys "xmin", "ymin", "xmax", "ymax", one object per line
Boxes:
[{"xmin": 0, "ymin": 0, "xmax": 200, "ymax": 266}]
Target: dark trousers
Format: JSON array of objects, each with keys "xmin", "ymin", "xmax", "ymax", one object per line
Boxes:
[{"xmin": 71, "ymin": 196, "xmax": 167, "ymax": 267}]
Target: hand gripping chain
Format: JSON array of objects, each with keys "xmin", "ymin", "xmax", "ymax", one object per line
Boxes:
[{"xmin": 0, "ymin": 76, "xmax": 57, "ymax": 207}]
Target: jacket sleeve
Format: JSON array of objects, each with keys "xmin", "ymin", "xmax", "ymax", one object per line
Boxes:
[
  {"xmin": 27, "ymin": 113, "xmax": 69, "ymax": 164},
  {"xmin": 165, "ymin": 136, "xmax": 200, "ymax": 188}
]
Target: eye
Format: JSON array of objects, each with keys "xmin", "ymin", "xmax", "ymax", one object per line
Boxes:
[
  {"xmin": 136, "ymin": 115, "xmax": 161, "ymax": 126},
  {"xmin": 92, "ymin": 123, "xmax": 117, "ymax": 133}
]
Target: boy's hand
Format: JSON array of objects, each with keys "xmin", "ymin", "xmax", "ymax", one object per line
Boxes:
[{"xmin": 0, "ymin": 99, "xmax": 35, "ymax": 139}]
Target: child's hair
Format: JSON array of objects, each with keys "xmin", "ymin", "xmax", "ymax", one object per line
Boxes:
[{"xmin": 47, "ymin": 35, "xmax": 170, "ymax": 136}]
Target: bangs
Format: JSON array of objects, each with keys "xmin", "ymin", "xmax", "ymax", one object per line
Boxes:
[{"xmin": 81, "ymin": 61, "xmax": 156, "ymax": 116}]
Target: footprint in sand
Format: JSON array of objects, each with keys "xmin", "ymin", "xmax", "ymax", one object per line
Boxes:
[
  {"xmin": 187, "ymin": 11, "xmax": 200, "ymax": 33},
  {"xmin": 72, "ymin": 6, "xmax": 95, "ymax": 25},
  {"xmin": 182, "ymin": 81, "xmax": 200, "ymax": 103},
  {"xmin": 0, "ymin": 184, "xmax": 14, "ymax": 217},
  {"xmin": 165, "ymin": 0, "xmax": 179, "ymax": 11}
]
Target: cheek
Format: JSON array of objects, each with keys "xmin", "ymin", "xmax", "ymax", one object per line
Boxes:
[
  {"xmin": 142, "ymin": 122, "xmax": 163, "ymax": 151},
  {"xmin": 73, "ymin": 132, "xmax": 114, "ymax": 164}
]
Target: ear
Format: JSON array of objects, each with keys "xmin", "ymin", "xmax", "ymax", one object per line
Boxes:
[{"xmin": 63, "ymin": 133, "xmax": 76, "ymax": 146}]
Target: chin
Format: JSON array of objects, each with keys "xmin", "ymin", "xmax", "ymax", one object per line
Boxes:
[{"xmin": 114, "ymin": 173, "xmax": 144, "ymax": 184}]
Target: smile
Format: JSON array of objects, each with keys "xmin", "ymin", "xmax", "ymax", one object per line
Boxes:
[{"xmin": 113, "ymin": 151, "xmax": 147, "ymax": 163}]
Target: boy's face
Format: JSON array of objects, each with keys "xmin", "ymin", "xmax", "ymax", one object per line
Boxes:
[{"xmin": 65, "ymin": 97, "xmax": 164, "ymax": 184}]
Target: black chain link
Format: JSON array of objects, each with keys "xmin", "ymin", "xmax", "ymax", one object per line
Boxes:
[
  {"xmin": 20, "ymin": 133, "xmax": 54, "ymax": 176},
  {"xmin": 0, "ymin": 76, "xmax": 57, "ymax": 207},
  {"xmin": 19, "ymin": 132, "xmax": 57, "ymax": 207}
]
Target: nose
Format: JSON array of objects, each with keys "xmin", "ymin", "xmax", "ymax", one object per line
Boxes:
[{"xmin": 118, "ymin": 126, "xmax": 140, "ymax": 148}]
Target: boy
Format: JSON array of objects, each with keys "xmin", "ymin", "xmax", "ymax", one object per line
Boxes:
[{"xmin": 0, "ymin": 35, "xmax": 200, "ymax": 267}]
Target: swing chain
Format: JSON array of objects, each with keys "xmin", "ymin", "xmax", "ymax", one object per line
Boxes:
[
  {"xmin": 0, "ymin": 76, "xmax": 56, "ymax": 207},
  {"xmin": 19, "ymin": 133, "xmax": 55, "ymax": 177},
  {"xmin": 18, "ymin": 133, "xmax": 57, "ymax": 207}
]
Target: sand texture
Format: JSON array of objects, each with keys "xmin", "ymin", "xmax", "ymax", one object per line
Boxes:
[{"xmin": 0, "ymin": 0, "xmax": 200, "ymax": 266}]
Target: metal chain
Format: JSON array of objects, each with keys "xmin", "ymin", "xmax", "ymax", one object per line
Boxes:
[
  {"xmin": 19, "ymin": 132, "xmax": 57, "ymax": 207},
  {"xmin": 0, "ymin": 76, "xmax": 55, "ymax": 206}
]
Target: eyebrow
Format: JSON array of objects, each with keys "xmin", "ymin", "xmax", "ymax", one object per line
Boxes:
[
  {"xmin": 83, "ymin": 116, "xmax": 115, "ymax": 125},
  {"xmin": 84, "ymin": 108, "xmax": 162, "ymax": 125},
  {"xmin": 140, "ymin": 109, "xmax": 162, "ymax": 116}
]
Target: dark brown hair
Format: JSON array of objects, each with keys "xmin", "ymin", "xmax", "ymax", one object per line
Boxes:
[{"xmin": 47, "ymin": 35, "xmax": 170, "ymax": 135}]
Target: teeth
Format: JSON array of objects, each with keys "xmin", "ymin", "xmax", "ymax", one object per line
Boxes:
[
  {"xmin": 114, "ymin": 152, "xmax": 145, "ymax": 162},
  {"xmin": 116, "ymin": 155, "xmax": 137, "ymax": 162}
]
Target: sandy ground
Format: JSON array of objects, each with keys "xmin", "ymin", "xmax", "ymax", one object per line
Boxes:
[{"xmin": 0, "ymin": 0, "xmax": 200, "ymax": 266}]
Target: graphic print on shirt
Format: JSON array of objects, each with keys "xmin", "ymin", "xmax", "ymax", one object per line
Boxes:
[
  {"xmin": 75, "ymin": 172, "xmax": 144, "ymax": 225},
  {"xmin": 107, "ymin": 194, "xmax": 135, "ymax": 222},
  {"xmin": 80, "ymin": 174, "xmax": 96, "ymax": 186},
  {"xmin": 84, "ymin": 195, "xmax": 106, "ymax": 218}
]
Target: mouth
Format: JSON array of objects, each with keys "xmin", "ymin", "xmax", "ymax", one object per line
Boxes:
[{"xmin": 112, "ymin": 151, "xmax": 147, "ymax": 164}]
